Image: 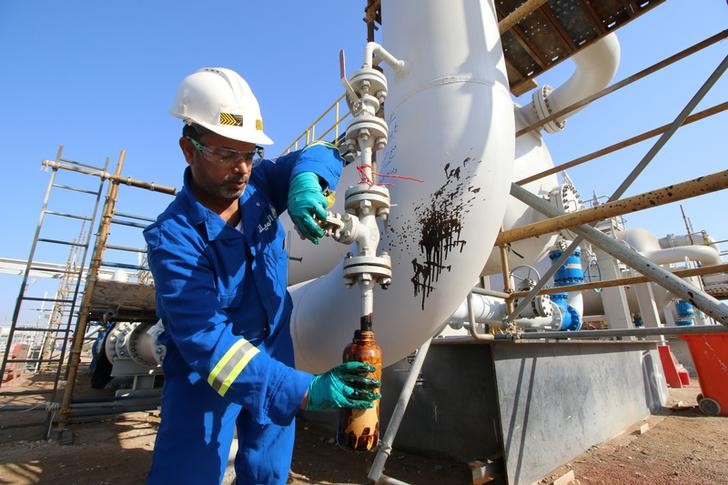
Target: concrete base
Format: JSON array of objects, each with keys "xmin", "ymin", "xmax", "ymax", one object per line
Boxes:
[{"xmin": 380, "ymin": 339, "xmax": 668, "ymax": 485}]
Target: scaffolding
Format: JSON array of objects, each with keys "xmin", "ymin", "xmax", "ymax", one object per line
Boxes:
[
  {"xmin": 0, "ymin": 147, "xmax": 175, "ymax": 436},
  {"xmin": 0, "ymin": 147, "xmax": 108, "ymax": 394}
]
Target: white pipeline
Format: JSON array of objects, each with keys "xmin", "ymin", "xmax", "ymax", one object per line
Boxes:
[
  {"xmin": 447, "ymin": 293, "xmax": 559, "ymax": 330},
  {"xmin": 289, "ymin": 0, "xmax": 515, "ymax": 372},
  {"xmin": 518, "ymin": 33, "xmax": 621, "ymax": 131},
  {"xmin": 619, "ymin": 227, "xmax": 722, "ymax": 266}
]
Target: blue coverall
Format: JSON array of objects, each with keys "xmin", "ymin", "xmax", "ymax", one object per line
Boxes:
[{"xmin": 143, "ymin": 143, "xmax": 343, "ymax": 484}]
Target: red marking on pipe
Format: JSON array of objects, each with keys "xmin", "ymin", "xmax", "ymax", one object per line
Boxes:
[{"xmin": 357, "ymin": 164, "xmax": 424, "ymax": 186}]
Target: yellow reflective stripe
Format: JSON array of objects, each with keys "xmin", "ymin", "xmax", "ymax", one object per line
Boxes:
[
  {"xmin": 303, "ymin": 140, "xmax": 337, "ymax": 151},
  {"xmin": 208, "ymin": 338, "xmax": 253, "ymax": 390},
  {"xmin": 218, "ymin": 346, "xmax": 260, "ymax": 396}
]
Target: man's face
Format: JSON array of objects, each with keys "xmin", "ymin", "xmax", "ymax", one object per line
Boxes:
[{"xmin": 181, "ymin": 132, "xmax": 257, "ymax": 202}]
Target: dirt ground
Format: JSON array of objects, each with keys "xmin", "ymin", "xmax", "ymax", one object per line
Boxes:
[{"xmin": 1, "ymin": 374, "xmax": 726, "ymax": 484}]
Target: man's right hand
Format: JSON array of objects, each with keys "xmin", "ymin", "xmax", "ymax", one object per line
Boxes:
[{"xmin": 304, "ymin": 362, "xmax": 381, "ymax": 411}]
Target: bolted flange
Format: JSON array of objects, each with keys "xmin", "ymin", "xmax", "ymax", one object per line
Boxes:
[
  {"xmin": 345, "ymin": 115, "xmax": 388, "ymax": 149},
  {"xmin": 513, "ymin": 294, "xmax": 553, "ymax": 319},
  {"xmin": 343, "ymin": 253, "xmax": 392, "ymax": 289},
  {"xmin": 349, "ymin": 67, "xmax": 387, "ymax": 107},
  {"xmin": 345, "ymin": 184, "xmax": 390, "ymax": 215}
]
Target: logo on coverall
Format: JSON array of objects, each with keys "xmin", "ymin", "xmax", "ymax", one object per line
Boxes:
[{"xmin": 257, "ymin": 204, "xmax": 278, "ymax": 234}]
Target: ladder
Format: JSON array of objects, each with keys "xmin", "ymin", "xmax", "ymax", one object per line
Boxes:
[
  {"xmin": 0, "ymin": 146, "xmax": 108, "ymax": 394},
  {"xmin": 37, "ymin": 226, "xmax": 85, "ymax": 373}
]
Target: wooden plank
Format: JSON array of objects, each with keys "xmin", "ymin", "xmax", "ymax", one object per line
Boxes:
[{"xmin": 88, "ymin": 280, "xmax": 156, "ymax": 312}]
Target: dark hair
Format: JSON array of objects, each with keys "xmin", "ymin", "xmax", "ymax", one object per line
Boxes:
[{"xmin": 182, "ymin": 123, "xmax": 213, "ymax": 140}]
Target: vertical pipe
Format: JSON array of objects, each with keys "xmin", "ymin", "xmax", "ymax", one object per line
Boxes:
[
  {"xmin": 58, "ymin": 150, "xmax": 126, "ymax": 429},
  {"xmin": 498, "ymin": 238, "xmax": 514, "ymax": 314},
  {"xmin": 680, "ymin": 205, "xmax": 696, "ymax": 246}
]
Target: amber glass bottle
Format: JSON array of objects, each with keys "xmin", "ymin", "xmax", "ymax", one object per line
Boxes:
[{"xmin": 337, "ymin": 329, "xmax": 382, "ymax": 451}]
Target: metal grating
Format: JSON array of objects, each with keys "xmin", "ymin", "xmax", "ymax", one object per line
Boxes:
[{"xmin": 496, "ymin": 0, "xmax": 666, "ymax": 95}]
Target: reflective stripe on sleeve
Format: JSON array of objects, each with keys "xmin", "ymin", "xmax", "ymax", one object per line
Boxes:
[{"xmin": 207, "ymin": 338, "xmax": 260, "ymax": 397}]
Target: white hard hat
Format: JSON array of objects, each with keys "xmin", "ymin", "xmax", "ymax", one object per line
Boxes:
[{"xmin": 170, "ymin": 67, "xmax": 273, "ymax": 145}]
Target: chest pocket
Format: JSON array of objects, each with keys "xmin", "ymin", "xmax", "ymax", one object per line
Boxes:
[{"xmin": 212, "ymin": 237, "xmax": 249, "ymax": 309}]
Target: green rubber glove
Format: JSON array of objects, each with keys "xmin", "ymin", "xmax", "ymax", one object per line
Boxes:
[
  {"xmin": 287, "ymin": 172, "xmax": 329, "ymax": 244},
  {"xmin": 305, "ymin": 362, "xmax": 381, "ymax": 411}
]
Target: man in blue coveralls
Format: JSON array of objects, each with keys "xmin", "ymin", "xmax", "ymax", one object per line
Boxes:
[{"xmin": 144, "ymin": 67, "xmax": 380, "ymax": 484}]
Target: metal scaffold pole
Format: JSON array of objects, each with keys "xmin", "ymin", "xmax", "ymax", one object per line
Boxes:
[
  {"xmin": 56, "ymin": 150, "xmax": 126, "ymax": 431},
  {"xmin": 498, "ymin": 169, "xmax": 728, "ymax": 245}
]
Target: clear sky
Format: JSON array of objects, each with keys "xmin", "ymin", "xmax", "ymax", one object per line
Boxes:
[{"xmin": 0, "ymin": 1, "xmax": 726, "ymax": 326}]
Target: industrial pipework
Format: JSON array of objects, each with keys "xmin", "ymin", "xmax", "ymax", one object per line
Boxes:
[
  {"xmin": 322, "ymin": 42, "xmax": 400, "ymax": 330},
  {"xmin": 518, "ymin": 34, "xmax": 620, "ymax": 133},
  {"xmin": 547, "ymin": 244, "xmax": 584, "ymax": 331},
  {"xmin": 290, "ymin": 0, "xmax": 515, "ymax": 372}
]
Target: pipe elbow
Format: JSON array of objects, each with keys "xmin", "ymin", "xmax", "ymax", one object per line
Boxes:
[
  {"xmin": 364, "ymin": 42, "xmax": 407, "ymax": 74},
  {"xmin": 520, "ymin": 33, "xmax": 621, "ymax": 132}
]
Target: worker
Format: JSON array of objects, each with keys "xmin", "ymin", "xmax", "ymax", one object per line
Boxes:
[{"xmin": 143, "ymin": 67, "xmax": 380, "ymax": 485}]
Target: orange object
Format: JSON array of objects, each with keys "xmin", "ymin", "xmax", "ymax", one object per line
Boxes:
[
  {"xmin": 337, "ymin": 329, "xmax": 382, "ymax": 451},
  {"xmin": 680, "ymin": 334, "xmax": 728, "ymax": 417},
  {"xmin": 678, "ymin": 369, "xmax": 691, "ymax": 386},
  {"xmin": 658, "ymin": 345, "xmax": 684, "ymax": 388}
]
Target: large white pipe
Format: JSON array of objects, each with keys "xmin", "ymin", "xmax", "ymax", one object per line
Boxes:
[
  {"xmin": 446, "ymin": 293, "xmax": 559, "ymax": 330},
  {"xmin": 482, "ymin": 110, "xmax": 559, "ymax": 274},
  {"xmin": 648, "ymin": 246, "xmax": 722, "ymax": 267},
  {"xmin": 289, "ymin": 0, "xmax": 515, "ymax": 372},
  {"xmin": 483, "ymin": 35, "xmax": 621, "ymax": 275},
  {"xmin": 518, "ymin": 33, "xmax": 621, "ymax": 130},
  {"xmin": 619, "ymin": 227, "xmax": 722, "ymax": 266},
  {"xmin": 579, "ymin": 227, "xmax": 724, "ymax": 318}
]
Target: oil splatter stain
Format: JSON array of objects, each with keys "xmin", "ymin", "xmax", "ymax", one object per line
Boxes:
[{"xmin": 389, "ymin": 157, "xmax": 482, "ymax": 310}]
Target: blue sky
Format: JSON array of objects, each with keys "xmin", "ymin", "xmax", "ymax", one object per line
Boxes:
[{"xmin": 0, "ymin": 1, "xmax": 726, "ymax": 325}]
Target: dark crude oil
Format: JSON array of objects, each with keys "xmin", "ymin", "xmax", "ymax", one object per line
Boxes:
[{"xmin": 337, "ymin": 329, "xmax": 382, "ymax": 451}]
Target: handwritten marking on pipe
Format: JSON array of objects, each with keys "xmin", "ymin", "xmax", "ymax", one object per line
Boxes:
[{"xmin": 356, "ymin": 164, "xmax": 424, "ymax": 186}]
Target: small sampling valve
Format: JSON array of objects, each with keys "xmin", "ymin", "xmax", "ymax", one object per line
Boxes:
[
  {"xmin": 325, "ymin": 43, "xmax": 405, "ymax": 452},
  {"xmin": 322, "ymin": 42, "xmax": 405, "ymax": 293}
]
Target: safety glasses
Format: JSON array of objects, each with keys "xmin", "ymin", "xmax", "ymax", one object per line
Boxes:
[{"xmin": 187, "ymin": 137, "xmax": 264, "ymax": 167}]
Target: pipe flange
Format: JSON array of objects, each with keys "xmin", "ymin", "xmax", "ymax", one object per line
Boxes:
[
  {"xmin": 107, "ymin": 322, "xmax": 133, "ymax": 360},
  {"xmin": 154, "ymin": 344, "xmax": 167, "ymax": 365},
  {"xmin": 128, "ymin": 322, "xmax": 159, "ymax": 368},
  {"xmin": 349, "ymin": 67, "xmax": 388, "ymax": 102},
  {"xmin": 323, "ymin": 212, "xmax": 360, "ymax": 245},
  {"xmin": 532, "ymin": 85, "xmax": 566, "ymax": 133},
  {"xmin": 345, "ymin": 184, "xmax": 390, "ymax": 214},
  {"xmin": 345, "ymin": 114, "xmax": 388, "ymax": 147},
  {"xmin": 116, "ymin": 323, "xmax": 133, "ymax": 359},
  {"xmin": 550, "ymin": 183, "xmax": 583, "ymax": 213},
  {"xmin": 343, "ymin": 254, "xmax": 393, "ymax": 287},
  {"xmin": 513, "ymin": 294, "xmax": 553, "ymax": 318},
  {"xmin": 549, "ymin": 184, "xmax": 584, "ymax": 239},
  {"xmin": 534, "ymin": 295, "xmax": 553, "ymax": 318},
  {"xmin": 104, "ymin": 324, "xmax": 121, "ymax": 361}
]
